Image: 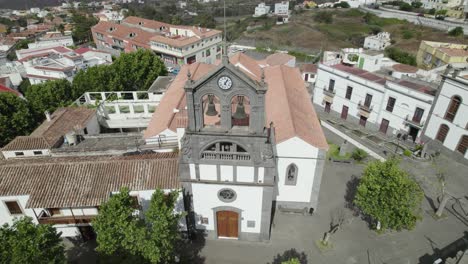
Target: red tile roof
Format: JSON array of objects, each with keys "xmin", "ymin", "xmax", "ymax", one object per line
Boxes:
[
  {"xmin": 0, "ymin": 84, "xmax": 21, "ymax": 96},
  {"xmin": 0, "ymin": 153, "xmax": 180, "ymax": 208},
  {"xmin": 332, "ymin": 64, "xmax": 387, "ymax": 85},
  {"xmin": 92, "ymin": 20, "xmax": 154, "ymax": 49},
  {"xmin": 144, "ymin": 53, "xmax": 329, "ymax": 150}
]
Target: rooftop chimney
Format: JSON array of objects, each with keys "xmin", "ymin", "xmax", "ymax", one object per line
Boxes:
[
  {"xmin": 44, "ymin": 110, "xmax": 51, "ymax": 121},
  {"xmin": 443, "ymin": 64, "xmax": 452, "ymax": 76},
  {"xmin": 452, "ymin": 68, "xmax": 461, "ymax": 78}
]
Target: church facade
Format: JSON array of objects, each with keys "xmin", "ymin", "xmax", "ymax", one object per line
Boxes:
[{"xmin": 144, "ymin": 53, "xmax": 328, "ymax": 241}]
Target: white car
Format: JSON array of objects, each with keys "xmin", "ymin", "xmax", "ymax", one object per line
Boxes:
[{"xmin": 167, "ymin": 67, "xmax": 174, "ymax": 73}]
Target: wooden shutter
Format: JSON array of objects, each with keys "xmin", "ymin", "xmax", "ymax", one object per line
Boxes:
[
  {"xmin": 436, "ymin": 125, "xmax": 449, "ymax": 143},
  {"xmin": 456, "ymin": 136, "xmax": 468, "ymax": 155},
  {"xmin": 5, "ymin": 201, "xmax": 22, "ymax": 215}
]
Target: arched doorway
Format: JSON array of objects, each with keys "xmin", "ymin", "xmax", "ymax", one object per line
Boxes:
[{"xmin": 216, "ymin": 210, "xmax": 239, "ymax": 238}]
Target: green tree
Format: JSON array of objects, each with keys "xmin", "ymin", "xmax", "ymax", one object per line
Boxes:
[
  {"xmin": 25, "ymin": 79, "xmax": 74, "ymax": 116},
  {"xmin": 0, "ymin": 93, "xmax": 36, "ymax": 147},
  {"xmin": 399, "ymin": 2, "xmax": 413, "ymax": 11},
  {"xmin": 334, "ymin": 1, "xmax": 351, "ymax": 8},
  {"xmin": 110, "ymin": 49, "xmax": 167, "ymax": 91},
  {"xmin": 71, "ymin": 12, "xmax": 98, "ymax": 44},
  {"xmin": 282, "ymin": 259, "xmax": 301, "ymax": 264},
  {"xmin": 18, "ymin": 79, "xmax": 31, "ymax": 94},
  {"xmin": 354, "ymin": 158, "xmax": 423, "ymax": 231},
  {"xmin": 72, "ymin": 64, "xmax": 115, "ymax": 98},
  {"xmin": 448, "ymin": 26, "xmax": 463, "ymax": 37},
  {"xmin": 411, "ymin": 1, "xmax": 423, "ymax": 8},
  {"xmin": 385, "ymin": 47, "xmax": 417, "ymax": 66},
  {"xmin": 93, "ymin": 187, "xmax": 146, "ymax": 262},
  {"xmin": 0, "ymin": 217, "xmax": 65, "ymax": 264},
  {"xmin": 93, "ymin": 187, "xmax": 182, "ymax": 263},
  {"xmin": 141, "ymin": 189, "xmax": 183, "ymax": 263}
]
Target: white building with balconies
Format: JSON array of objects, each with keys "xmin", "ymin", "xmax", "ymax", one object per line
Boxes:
[
  {"xmin": 314, "ymin": 63, "xmax": 435, "ymax": 142},
  {"xmin": 254, "ymin": 3, "xmax": 271, "ymax": 17}
]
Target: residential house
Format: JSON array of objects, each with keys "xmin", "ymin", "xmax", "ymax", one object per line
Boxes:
[
  {"xmin": 254, "ymin": 3, "xmax": 271, "ymax": 17},
  {"xmin": 1, "ymin": 107, "xmax": 99, "ymax": 159},
  {"xmin": 274, "ymin": 1, "xmax": 290, "ymax": 24},
  {"xmin": 0, "ymin": 153, "xmax": 183, "ymax": 237},
  {"xmin": 314, "ymin": 63, "xmax": 435, "ymax": 141},
  {"xmin": 417, "ymin": 41, "xmax": 468, "ymax": 70},
  {"xmin": 27, "ymin": 32, "xmax": 74, "ymax": 49},
  {"xmin": 363, "ymin": 32, "xmax": 391, "ymax": 51},
  {"xmin": 92, "ymin": 16, "xmax": 223, "ymax": 65},
  {"xmin": 300, "ymin": 63, "xmax": 318, "ymax": 84}
]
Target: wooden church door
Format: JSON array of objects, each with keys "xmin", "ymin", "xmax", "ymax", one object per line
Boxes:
[{"xmin": 216, "ymin": 211, "xmax": 239, "ymax": 238}]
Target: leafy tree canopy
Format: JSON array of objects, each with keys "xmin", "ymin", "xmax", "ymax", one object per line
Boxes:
[
  {"xmin": 449, "ymin": 26, "xmax": 464, "ymax": 37},
  {"xmin": 93, "ymin": 187, "xmax": 182, "ymax": 264},
  {"xmin": 0, "ymin": 93, "xmax": 36, "ymax": 147},
  {"xmin": 385, "ymin": 47, "xmax": 417, "ymax": 66},
  {"xmin": 354, "ymin": 158, "xmax": 423, "ymax": 231},
  {"xmin": 0, "ymin": 217, "xmax": 65, "ymax": 264},
  {"xmin": 25, "ymin": 79, "xmax": 74, "ymax": 116}
]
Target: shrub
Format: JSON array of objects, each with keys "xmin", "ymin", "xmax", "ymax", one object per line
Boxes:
[
  {"xmin": 334, "ymin": 1, "xmax": 351, "ymax": 8},
  {"xmin": 385, "ymin": 47, "xmax": 417, "ymax": 66},
  {"xmin": 435, "ymin": 9, "xmax": 447, "ymax": 15},
  {"xmin": 411, "ymin": 1, "xmax": 422, "ymax": 8},
  {"xmin": 448, "ymin": 27, "xmax": 463, "ymax": 37},
  {"xmin": 401, "ymin": 29, "xmax": 414, "ymax": 39},
  {"xmin": 352, "ymin": 148, "xmax": 368, "ymax": 161},
  {"xmin": 370, "ymin": 25, "xmax": 382, "ymax": 34},
  {"xmin": 314, "ymin": 11, "xmax": 334, "ymax": 24},
  {"xmin": 403, "ymin": 149, "xmax": 412, "ymax": 157},
  {"xmin": 428, "ymin": 8, "xmax": 436, "ymax": 15},
  {"xmin": 399, "ymin": 2, "xmax": 413, "ymax": 11}
]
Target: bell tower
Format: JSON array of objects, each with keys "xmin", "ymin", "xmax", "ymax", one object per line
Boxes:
[{"xmin": 179, "ymin": 60, "xmax": 277, "ymax": 242}]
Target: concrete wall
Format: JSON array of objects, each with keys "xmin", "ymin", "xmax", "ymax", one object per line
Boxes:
[
  {"xmin": 0, "ymin": 195, "xmax": 37, "ymax": 225},
  {"xmin": 2, "ymin": 149, "xmax": 50, "ymax": 159}
]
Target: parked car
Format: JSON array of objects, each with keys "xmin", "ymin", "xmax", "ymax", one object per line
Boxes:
[
  {"xmin": 167, "ymin": 66, "xmax": 174, "ymax": 73},
  {"xmin": 172, "ymin": 68, "xmax": 180, "ymax": 74},
  {"xmin": 435, "ymin": 15, "xmax": 445, "ymax": 20},
  {"xmin": 417, "ymin": 13, "xmax": 425, "ymax": 17}
]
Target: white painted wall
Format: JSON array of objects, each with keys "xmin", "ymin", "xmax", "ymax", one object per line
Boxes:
[
  {"xmin": 236, "ymin": 166, "xmax": 254, "ymax": 183},
  {"xmin": 191, "ymin": 183, "xmax": 263, "ymax": 234},
  {"xmin": 199, "ymin": 164, "xmax": 217, "ymax": 181},
  {"xmin": 0, "ymin": 195, "xmax": 37, "ymax": 225},
  {"xmin": 2, "ymin": 149, "xmax": 50, "ymax": 159},
  {"xmin": 275, "ymin": 137, "xmax": 319, "ymax": 203},
  {"xmin": 425, "ymin": 77, "xmax": 468, "ymax": 159}
]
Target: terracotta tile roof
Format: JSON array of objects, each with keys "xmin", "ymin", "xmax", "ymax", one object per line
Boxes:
[
  {"xmin": 74, "ymin": 47, "xmax": 92, "ymax": 54},
  {"xmin": 263, "ymin": 53, "xmax": 295, "ymax": 66},
  {"xmin": 144, "ymin": 54, "xmax": 329, "ymax": 150},
  {"xmin": 333, "ymin": 64, "xmax": 387, "ymax": 85},
  {"xmin": 264, "ymin": 65, "xmax": 328, "ymax": 149},
  {"xmin": 0, "ymin": 84, "xmax": 21, "ymax": 96},
  {"xmin": 144, "ymin": 63, "xmax": 216, "ymax": 139},
  {"xmin": 300, "ymin": 64, "xmax": 318, "ymax": 73},
  {"xmin": 396, "ymin": 80, "xmax": 436, "ymax": 95},
  {"xmin": 392, "ymin": 63, "xmax": 418, "ymax": 73},
  {"xmin": 92, "ymin": 21, "xmax": 154, "ymax": 49},
  {"xmin": 0, "ymin": 153, "xmax": 180, "ymax": 208},
  {"xmin": 30, "ymin": 107, "xmax": 96, "ymax": 147},
  {"xmin": 2, "ymin": 136, "xmax": 50, "ymax": 151},
  {"xmin": 122, "ymin": 16, "xmax": 170, "ymax": 31},
  {"xmin": 439, "ymin": 47, "xmax": 468, "ymax": 57}
]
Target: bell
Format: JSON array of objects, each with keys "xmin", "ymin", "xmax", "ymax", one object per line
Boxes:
[
  {"xmin": 205, "ymin": 95, "xmax": 218, "ymax": 116},
  {"xmin": 232, "ymin": 96, "xmax": 247, "ymax": 120}
]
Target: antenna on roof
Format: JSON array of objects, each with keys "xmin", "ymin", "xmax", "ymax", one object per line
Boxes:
[{"xmin": 222, "ymin": 0, "xmax": 229, "ymax": 64}]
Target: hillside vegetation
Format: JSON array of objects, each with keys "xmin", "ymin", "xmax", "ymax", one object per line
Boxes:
[{"xmin": 236, "ymin": 9, "xmax": 468, "ymax": 55}]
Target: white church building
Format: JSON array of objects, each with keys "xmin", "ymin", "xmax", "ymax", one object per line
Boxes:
[{"xmin": 144, "ymin": 53, "xmax": 328, "ymax": 241}]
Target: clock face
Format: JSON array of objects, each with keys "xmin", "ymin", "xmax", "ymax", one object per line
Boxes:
[{"xmin": 218, "ymin": 76, "xmax": 233, "ymax": 90}]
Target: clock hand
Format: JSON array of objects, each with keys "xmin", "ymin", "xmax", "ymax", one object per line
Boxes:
[{"xmin": 224, "ymin": 79, "xmax": 228, "ymax": 85}]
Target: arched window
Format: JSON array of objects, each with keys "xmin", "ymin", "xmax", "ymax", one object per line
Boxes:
[
  {"xmin": 435, "ymin": 124, "xmax": 449, "ymax": 143},
  {"xmin": 285, "ymin": 164, "xmax": 298, "ymax": 186},
  {"xmin": 201, "ymin": 141, "xmax": 250, "ymax": 161},
  {"xmin": 444, "ymin": 96, "xmax": 462, "ymax": 122},
  {"xmin": 456, "ymin": 135, "xmax": 468, "ymax": 155},
  {"xmin": 202, "ymin": 94, "xmax": 221, "ymax": 127}
]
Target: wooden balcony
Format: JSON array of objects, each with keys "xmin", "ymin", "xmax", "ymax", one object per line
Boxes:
[
  {"xmin": 323, "ymin": 87, "xmax": 336, "ymax": 97},
  {"xmin": 358, "ymin": 101, "xmax": 373, "ymax": 113},
  {"xmin": 38, "ymin": 215, "xmax": 96, "ymax": 225},
  {"xmin": 404, "ymin": 115, "xmax": 425, "ymax": 128}
]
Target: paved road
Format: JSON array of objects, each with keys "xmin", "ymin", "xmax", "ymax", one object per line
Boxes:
[{"xmin": 361, "ymin": 7, "xmax": 468, "ymax": 34}]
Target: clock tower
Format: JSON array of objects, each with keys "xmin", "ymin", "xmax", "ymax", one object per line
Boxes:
[{"xmin": 179, "ymin": 59, "xmax": 277, "ymax": 241}]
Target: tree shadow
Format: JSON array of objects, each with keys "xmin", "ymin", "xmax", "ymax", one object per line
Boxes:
[
  {"xmin": 177, "ymin": 229, "xmax": 206, "ymax": 264},
  {"xmin": 344, "ymin": 175, "xmax": 361, "ymax": 217},
  {"xmin": 418, "ymin": 231, "xmax": 468, "ymax": 264},
  {"xmin": 65, "ymin": 237, "xmax": 98, "ymax": 264},
  {"xmin": 269, "ymin": 248, "xmax": 308, "ymax": 264},
  {"xmin": 424, "ymin": 194, "xmax": 437, "ymax": 212}
]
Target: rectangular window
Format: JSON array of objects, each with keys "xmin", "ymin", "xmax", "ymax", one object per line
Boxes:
[
  {"xmin": 364, "ymin": 94, "xmax": 372, "ymax": 107},
  {"xmin": 33, "ymin": 151, "xmax": 43, "ymax": 155},
  {"xmin": 345, "ymin": 86, "xmax": 353, "ymax": 100},
  {"xmin": 5, "ymin": 201, "xmax": 22, "ymax": 215},
  {"xmin": 49, "ymin": 208, "xmax": 61, "ymax": 216},
  {"xmin": 328, "ymin": 79, "xmax": 335, "ymax": 91},
  {"xmin": 386, "ymin": 97, "xmax": 396, "ymax": 112},
  {"xmin": 14, "ymin": 152, "xmax": 24, "ymax": 157},
  {"xmin": 413, "ymin": 107, "xmax": 424, "ymax": 123}
]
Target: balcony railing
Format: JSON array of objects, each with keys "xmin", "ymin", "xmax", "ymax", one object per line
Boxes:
[
  {"xmin": 323, "ymin": 87, "xmax": 336, "ymax": 97},
  {"xmin": 201, "ymin": 151, "xmax": 251, "ymax": 161},
  {"xmin": 404, "ymin": 115, "xmax": 425, "ymax": 128},
  {"xmin": 38, "ymin": 215, "xmax": 96, "ymax": 225},
  {"xmin": 358, "ymin": 101, "xmax": 373, "ymax": 112}
]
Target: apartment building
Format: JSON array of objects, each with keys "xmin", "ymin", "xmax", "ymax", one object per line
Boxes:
[
  {"xmin": 17, "ymin": 46, "xmax": 111, "ymax": 84},
  {"xmin": 314, "ymin": 63, "xmax": 435, "ymax": 141},
  {"xmin": 254, "ymin": 3, "xmax": 271, "ymax": 17},
  {"xmin": 363, "ymin": 32, "xmax": 391, "ymax": 51},
  {"xmin": 27, "ymin": 32, "xmax": 74, "ymax": 49},
  {"xmin": 423, "ymin": 69, "xmax": 468, "ymax": 162},
  {"xmin": 92, "ymin": 16, "xmax": 223, "ymax": 65},
  {"xmin": 417, "ymin": 41, "xmax": 468, "ymax": 70}
]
